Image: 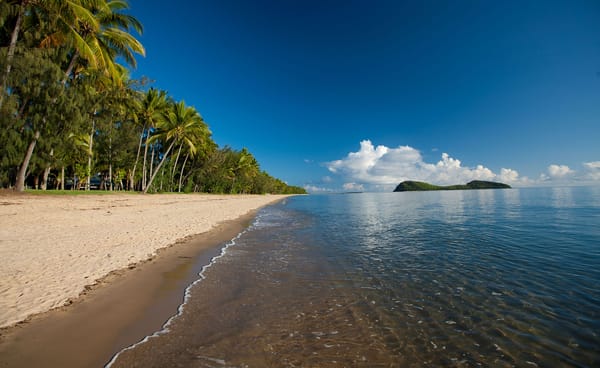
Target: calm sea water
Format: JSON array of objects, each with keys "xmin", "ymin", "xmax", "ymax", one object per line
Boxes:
[{"xmin": 111, "ymin": 187, "xmax": 600, "ymax": 367}]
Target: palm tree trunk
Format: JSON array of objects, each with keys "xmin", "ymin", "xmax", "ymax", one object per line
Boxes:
[
  {"xmin": 171, "ymin": 144, "xmax": 182, "ymax": 191},
  {"xmin": 60, "ymin": 166, "xmax": 65, "ymax": 190},
  {"xmin": 144, "ymin": 140, "xmax": 175, "ymax": 194},
  {"xmin": 86, "ymin": 120, "xmax": 95, "ymax": 191},
  {"xmin": 40, "ymin": 148, "xmax": 54, "ymax": 190},
  {"xmin": 108, "ymin": 135, "xmax": 113, "ymax": 191},
  {"xmin": 0, "ymin": 0, "xmax": 26, "ymax": 110},
  {"xmin": 141, "ymin": 137, "xmax": 149, "ymax": 190},
  {"xmin": 41, "ymin": 167, "xmax": 51, "ymax": 190},
  {"xmin": 178, "ymin": 153, "xmax": 190, "ymax": 192},
  {"xmin": 130, "ymin": 123, "xmax": 146, "ymax": 190},
  {"xmin": 149, "ymin": 145, "xmax": 155, "ymax": 183},
  {"xmin": 62, "ymin": 51, "xmax": 80, "ymax": 84},
  {"xmin": 15, "ymin": 130, "xmax": 40, "ymax": 192},
  {"xmin": 17, "ymin": 97, "xmax": 29, "ymax": 118}
]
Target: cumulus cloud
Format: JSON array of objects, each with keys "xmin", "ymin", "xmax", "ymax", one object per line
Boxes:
[
  {"xmin": 540, "ymin": 162, "xmax": 600, "ymax": 183},
  {"xmin": 547, "ymin": 164, "xmax": 574, "ymax": 179},
  {"xmin": 499, "ymin": 168, "xmax": 520, "ymax": 183},
  {"xmin": 303, "ymin": 184, "xmax": 333, "ymax": 193},
  {"xmin": 343, "ymin": 182, "xmax": 365, "ymax": 191},
  {"xmin": 583, "ymin": 161, "xmax": 600, "ymax": 181},
  {"xmin": 326, "ymin": 140, "xmax": 522, "ymax": 189}
]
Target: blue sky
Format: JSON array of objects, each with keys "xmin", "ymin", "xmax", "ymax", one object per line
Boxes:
[{"xmin": 129, "ymin": 0, "xmax": 600, "ymax": 191}]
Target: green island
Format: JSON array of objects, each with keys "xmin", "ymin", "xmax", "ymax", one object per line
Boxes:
[
  {"xmin": 393, "ymin": 180, "xmax": 511, "ymax": 192},
  {"xmin": 0, "ymin": 1, "xmax": 305, "ymax": 195}
]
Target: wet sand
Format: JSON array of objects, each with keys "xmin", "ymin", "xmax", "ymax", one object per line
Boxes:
[
  {"xmin": 106, "ymin": 202, "xmax": 399, "ymax": 368},
  {"xmin": 0, "ymin": 211, "xmax": 257, "ymax": 368}
]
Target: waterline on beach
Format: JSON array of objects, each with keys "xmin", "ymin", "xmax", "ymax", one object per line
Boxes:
[{"xmin": 105, "ymin": 225, "xmax": 253, "ymax": 367}]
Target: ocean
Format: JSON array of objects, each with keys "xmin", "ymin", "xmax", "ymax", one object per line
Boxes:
[{"xmin": 109, "ymin": 186, "xmax": 600, "ymax": 367}]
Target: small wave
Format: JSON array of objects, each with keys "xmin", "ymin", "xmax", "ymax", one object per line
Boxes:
[{"xmin": 105, "ymin": 217, "xmax": 259, "ymax": 367}]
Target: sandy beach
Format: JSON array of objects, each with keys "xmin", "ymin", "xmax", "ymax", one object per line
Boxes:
[{"xmin": 0, "ymin": 193, "xmax": 288, "ymax": 329}]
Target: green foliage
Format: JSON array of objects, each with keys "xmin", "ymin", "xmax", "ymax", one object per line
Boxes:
[
  {"xmin": 465, "ymin": 180, "xmax": 511, "ymax": 189},
  {"xmin": 393, "ymin": 180, "xmax": 511, "ymax": 192},
  {"xmin": 0, "ymin": 0, "xmax": 305, "ymax": 195}
]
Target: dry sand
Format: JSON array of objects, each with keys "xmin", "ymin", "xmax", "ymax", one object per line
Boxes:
[{"xmin": 0, "ymin": 193, "xmax": 289, "ymax": 329}]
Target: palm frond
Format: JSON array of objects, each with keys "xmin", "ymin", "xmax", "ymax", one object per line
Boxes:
[
  {"xmin": 100, "ymin": 27, "xmax": 145, "ymax": 66},
  {"xmin": 64, "ymin": 0, "xmax": 99, "ymax": 31},
  {"xmin": 68, "ymin": 25, "xmax": 98, "ymax": 68}
]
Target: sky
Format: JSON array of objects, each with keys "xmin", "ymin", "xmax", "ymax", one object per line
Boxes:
[{"xmin": 129, "ymin": 0, "xmax": 600, "ymax": 192}]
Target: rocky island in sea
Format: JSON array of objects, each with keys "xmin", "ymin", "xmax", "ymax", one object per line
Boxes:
[{"xmin": 393, "ymin": 180, "xmax": 511, "ymax": 192}]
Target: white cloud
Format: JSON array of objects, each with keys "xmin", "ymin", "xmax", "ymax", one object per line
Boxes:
[
  {"xmin": 303, "ymin": 184, "xmax": 333, "ymax": 193},
  {"xmin": 499, "ymin": 168, "xmax": 520, "ymax": 183},
  {"xmin": 328, "ymin": 140, "xmax": 389, "ymax": 177},
  {"xmin": 325, "ymin": 140, "xmax": 600, "ymax": 190},
  {"xmin": 540, "ymin": 162, "xmax": 600, "ymax": 183},
  {"xmin": 343, "ymin": 182, "xmax": 364, "ymax": 191},
  {"xmin": 325, "ymin": 140, "xmax": 522, "ymax": 189},
  {"xmin": 547, "ymin": 164, "xmax": 574, "ymax": 179},
  {"xmin": 583, "ymin": 161, "xmax": 600, "ymax": 181},
  {"xmin": 322, "ymin": 176, "xmax": 333, "ymax": 183}
]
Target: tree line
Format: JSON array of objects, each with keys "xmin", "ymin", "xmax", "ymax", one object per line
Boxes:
[{"xmin": 0, "ymin": 0, "xmax": 306, "ymax": 195}]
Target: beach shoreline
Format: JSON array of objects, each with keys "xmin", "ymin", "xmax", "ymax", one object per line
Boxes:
[{"xmin": 0, "ymin": 193, "xmax": 290, "ymax": 367}]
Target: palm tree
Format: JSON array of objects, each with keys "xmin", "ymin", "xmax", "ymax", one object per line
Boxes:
[
  {"xmin": 8, "ymin": 0, "xmax": 144, "ymax": 191},
  {"xmin": 135, "ymin": 88, "xmax": 168, "ymax": 191},
  {"xmin": 94, "ymin": 0, "xmax": 144, "ymax": 80},
  {"xmin": 225, "ymin": 148, "xmax": 259, "ymax": 194},
  {"xmin": 46, "ymin": 0, "xmax": 144, "ymax": 84},
  {"xmin": 143, "ymin": 101, "xmax": 210, "ymax": 193},
  {"xmin": 96, "ymin": 66, "xmax": 137, "ymax": 190},
  {"xmin": 60, "ymin": 0, "xmax": 144, "ymax": 84},
  {"xmin": 0, "ymin": 0, "xmax": 103, "ymax": 93},
  {"xmin": 69, "ymin": 129, "xmax": 94, "ymax": 189}
]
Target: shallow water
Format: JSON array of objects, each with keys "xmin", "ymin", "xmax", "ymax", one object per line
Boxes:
[{"xmin": 110, "ymin": 187, "xmax": 600, "ymax": 367}]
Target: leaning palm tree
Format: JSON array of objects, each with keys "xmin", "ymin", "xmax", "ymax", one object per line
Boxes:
[
  {"xmin": 135, "ymin": 88, "xmax": 168, "ymax": 191},
  {"xmin": 143, "ymin": 101, "xmax": 210, "ymax": 193}
]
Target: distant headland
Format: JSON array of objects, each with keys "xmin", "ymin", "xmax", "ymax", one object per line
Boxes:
[{"xmin": 393, "ymin": 180, "xmax": 511, "ymax": 192}]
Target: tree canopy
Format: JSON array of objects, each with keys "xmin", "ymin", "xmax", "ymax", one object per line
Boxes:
[{"xmin": 0, "ymin": 0, "xmax": 306, "ymax": 195}]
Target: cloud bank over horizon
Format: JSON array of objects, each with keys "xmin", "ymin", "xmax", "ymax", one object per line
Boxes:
[{"xmin": 312, "ymin": 140, "xmax": 599, "ymax": 192}]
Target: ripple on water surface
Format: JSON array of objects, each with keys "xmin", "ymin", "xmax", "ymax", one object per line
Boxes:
[{"xmin": 110, "ymin": 188, "xmax": 600, "ymax": 367}]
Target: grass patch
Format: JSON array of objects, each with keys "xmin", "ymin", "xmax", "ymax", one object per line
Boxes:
[{"xmin": 23, "ymin": 189, "xmax": 137, "ymax": 196}]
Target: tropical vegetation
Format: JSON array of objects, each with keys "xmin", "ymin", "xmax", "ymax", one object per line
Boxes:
[
  {"xmin": 393, "ymin": 180, "xmax": 511, "ymax": 192},
  {"xmin": 0, "ymin": 0, "xmax": 305, "ymax": 194}
]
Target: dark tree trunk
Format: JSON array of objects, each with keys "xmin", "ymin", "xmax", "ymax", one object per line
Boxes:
[{"xmin": 62, "ymin": 51, "xmax": 80, "ymax": 85}]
